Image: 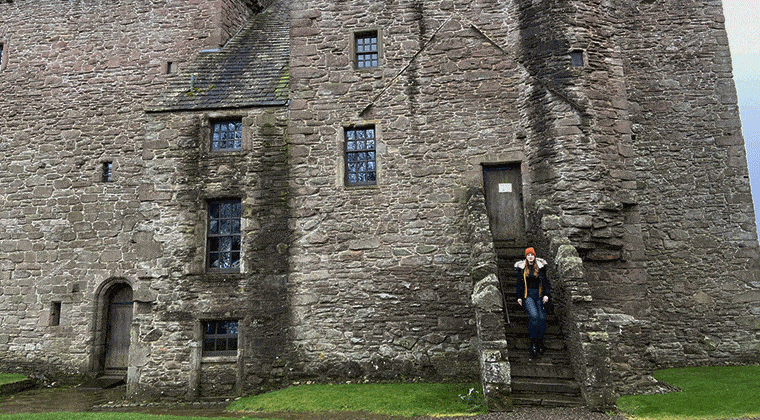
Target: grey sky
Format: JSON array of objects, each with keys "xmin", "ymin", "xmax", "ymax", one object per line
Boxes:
[{"xmin": 723, "ymin": 0, "xmax": 760, "ymax": 237}]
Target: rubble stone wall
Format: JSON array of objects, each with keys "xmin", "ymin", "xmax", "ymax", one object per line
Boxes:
[
  {"xmin": 287, "ymin": 0, "xmax": 533, "ymax": 382},
  {"xmin": 0, "ymin": 0, "xmax": 219, "ymax": 378}
]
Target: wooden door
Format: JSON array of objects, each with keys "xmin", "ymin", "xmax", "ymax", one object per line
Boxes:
[
  {"xmin": 104, "ymin": 284, "xmax": 133, "ymax": 370},
  {"xmin": 483, "ymin": 165, "xmax": 526, "ymax": 247}
]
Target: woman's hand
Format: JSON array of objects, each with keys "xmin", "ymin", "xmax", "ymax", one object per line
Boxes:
[
  {"xmin": 517, "ymin": 299, "xmax": 523, "ymax": 306},
  {"xmin": 542, "ymin": 296, "xmax": 549, "ymax": 304}
]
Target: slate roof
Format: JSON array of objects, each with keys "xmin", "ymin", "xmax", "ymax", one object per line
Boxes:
[{"xmin": 147, "ymin": 0, "xmax": 289, "ymax": 112}]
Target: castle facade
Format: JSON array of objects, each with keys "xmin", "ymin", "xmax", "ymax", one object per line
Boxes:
[{"xmin": 1, "ymin": 0, "xmax": 757, "ymax": 409}]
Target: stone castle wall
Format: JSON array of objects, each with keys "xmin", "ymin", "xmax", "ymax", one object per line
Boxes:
[
  {"xmin": 607, "ymin": 0, "xmax": 760, "ymax": 381},
  {"xmin": 287, "ymin": 0, "xmax": 535, "ymax": 383},
  {"xmin": 0, "ymin": 0, "xmax": 253, "ymax": 380},
  {"xmin": 0, "ymin": 0, "xmax": 758, "ymax": 404}
]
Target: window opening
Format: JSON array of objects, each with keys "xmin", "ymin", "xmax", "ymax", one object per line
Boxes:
[
  {"xmin": 102, "ymin": 162, "xmax": 113, "ymax": 182},
  {"xmin": 345, "ymin": 126, "xmax": 377, "ymax": 186},
  {"xmin": 355, "ymin": 31, "xmax": 379, "ymax": 69},
  {"xmin": 50, "ymin": 301, "xmax": 61, "ymax": 326},
  {"xmin": 211, "ymin": 120, "xmax": 243, "ymax": 151},
  {"xmin": 570, "ymin": 50, "xmax": 585, "ymax": 67},
  {"xmin": 166, "ymin": 61, "xmax": 176, "ymax": 74},
  {"xmin": 203, "ymin": 320, "xmax": 239, "ymax": 356},
  {"xmin": 208, "ymin": 199, "xmax": 242, "ymax": 271}
]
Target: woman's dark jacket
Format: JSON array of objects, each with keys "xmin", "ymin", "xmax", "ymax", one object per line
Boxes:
[{"xmin": 514, "ymin": 258, "xmax": 551, "ymax": 300}]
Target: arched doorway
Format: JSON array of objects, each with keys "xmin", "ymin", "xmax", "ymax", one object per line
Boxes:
[{"xmin": 102, "ymin": 282, "xmax": 133, "ymax": 372}]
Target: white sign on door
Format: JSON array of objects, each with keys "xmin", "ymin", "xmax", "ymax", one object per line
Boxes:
[{"xmin": 499, "ymin": 183, "xmax": 512, "ymax": 193}]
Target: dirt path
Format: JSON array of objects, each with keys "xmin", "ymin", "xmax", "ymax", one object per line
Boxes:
[{"xmin": 0, "ymin": 386, "xmax": 627, "ymax": 419}]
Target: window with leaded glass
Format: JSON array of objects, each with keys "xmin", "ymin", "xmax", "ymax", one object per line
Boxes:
[
  {"xmin": 211, "ymin": 120, "xmax": 243, "ymax": 151},
  {"xmin": 207, "ymin": 199, "xmax": 242, "ymax": 271},
  {"xmin": 203, "ymin": 320, "xmax": 238, "ymax": 356},
  {"xmin": 355, "ymin": 31, "xmax": 379, "ymax": 69},
  {"xmin": 345, "ymin": 126, "xmax": 377, "ymax": 186}
]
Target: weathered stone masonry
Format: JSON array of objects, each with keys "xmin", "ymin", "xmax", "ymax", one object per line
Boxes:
[{"xmin": 1, "ymin": 0, "xmax": 758, "ymax": 409}]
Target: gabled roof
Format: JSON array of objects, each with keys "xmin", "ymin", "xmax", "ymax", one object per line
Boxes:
[{"xmin": 147, "ymin": 0, "xmax": 289, "ymax": 112}]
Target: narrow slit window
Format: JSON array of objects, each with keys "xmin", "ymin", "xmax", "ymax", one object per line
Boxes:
[
  {"xmin": 166, "ymin": 61, "xmax": 176, "ymax": 74},
  {"xmin": 102, "ymin": 162, "xmax": 113, "ymax": 182},
  {"xmin": 355, "ymin": 31, "xmax": 379, "ymax": 69},
  {"xmin": 345, "ymin": 126, "xmax": 377, "ymax": 186},
  {"xmin": 50, "ymin": 301, "xmax": 61, "ymax": 326}
]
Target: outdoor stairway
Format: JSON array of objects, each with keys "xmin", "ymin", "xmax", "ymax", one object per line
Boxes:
[
  {"xmin": 494, "ymin": 244, "xmax": 585, "ymax": 407},
  {"xmin": 503, "ymin": 300, "xmax": 585, "ymax": 407}
]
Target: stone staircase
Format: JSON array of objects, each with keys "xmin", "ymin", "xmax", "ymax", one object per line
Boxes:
[
  {"xmin": 504, "ymin": 301, "xmax": 584, "ymax": 406},
  {"xmin": 495, "ymin": 245, "xmax": 585, "ymax": 407}
]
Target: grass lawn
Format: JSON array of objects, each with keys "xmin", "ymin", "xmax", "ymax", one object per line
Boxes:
[
  {"xmin": 0, "ymin": 375, "xmax": 27, "ymax": 387},
  {"xmin": 0, "ymin": 382, "xmax": 483, "ymax": 419},
  {"xmin": 227, "ymin": 382, "xmax": 486, "ymax": 417},
  {"xmin": 617, "ymin": 365, "xmax": 760, "ymax": 420}
]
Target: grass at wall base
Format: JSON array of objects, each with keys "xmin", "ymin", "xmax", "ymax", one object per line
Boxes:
[
  {"xmin": 227, "ymin": 382, "xmax": 487, "ymax": 417},
  {"xmin": 617, "ymin": 365, "xmax": 760, "ymax": 420},
  {"xmin": 0, "ymin": 375, "xmax": 27, "ymax": 387}
]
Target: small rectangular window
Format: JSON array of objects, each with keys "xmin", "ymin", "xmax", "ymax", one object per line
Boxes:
[
  {"xmin": 211, "ymin": 120, "xmax": 243, "ymax": 151},
  {"xmin": 208, "ymin": 199, "xmax": 242, "ymax": 271},
  {"xmin": 50, "ymin": 301, "xmax": 61, "ymax": 326},
  {"xmin": 355, "ymin": 31, "xmax": 379, "ymax": 69},
  {"xmin": 203, "ymin": 320, "xmax": 238, "ymax": 356},
  {"xmin": 570, "ymin": 50, "xmax": 585, "ymax": 67},
  {"xmin": 102, "ymin": 162, "xmax": 113, "ymax": 182},
  {"xmin": 166, "ymin": 61, "xmax": 176, "ymax": 74},
  {"xmin": 345, "ymin": 126, "xmax": 377, "ymax": 186}
]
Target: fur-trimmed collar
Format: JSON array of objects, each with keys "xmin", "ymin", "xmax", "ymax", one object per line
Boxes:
[{"xmin": 514, "ymin": 258, "xmax": 547, "ymax": 270}]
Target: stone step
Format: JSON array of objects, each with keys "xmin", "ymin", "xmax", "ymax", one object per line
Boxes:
[
  {"xmin": 511, "ymin": 378, "xmax": 582, "ymax": 395},
  {"xmin": 504, "ymin": 322, "xmax": 563, "ymax": 337},
  {"xmin": 78, "ymin": 372, "xmax": 126, "ymax": 390},
  {"xmin": 510, "ymin": 359, "xmax": 575, "ymax": 379},
  {"xmin": 510, "ymin": 392, "xmax": 586, "ymax": 407}
]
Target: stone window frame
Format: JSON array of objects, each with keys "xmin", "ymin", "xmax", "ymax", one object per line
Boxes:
[
  {"xmin": 210, "ymin": 119, "xmax": 244, "ymax": 152},
  {"xmin": 206, "ymin": 198, "xmax": 244, "ymax": 273},
  {"xmin": 342, "ymin": 124, "xmax": 379, "ymax": 187},
  {"xmin": 162, "ymin": 61, "xmax": 177, "ymax": 75},
  {"xmin": 570, "ymin": 49, "xmax": 585, "ymax": 67},
  {"xmin": 201, "ymin": 319, "xmax": 239, "ymax": 358},
  {"xmin": 351, "ymin": 29, "xmax": 382, "ymax": 70},
  {"xmin": 200, "ymin": 113, "xmax": 248, "ymax": 153},
  {"xmin": 49, "ymin": 301, "xmax": 62, "ymax": 326}
]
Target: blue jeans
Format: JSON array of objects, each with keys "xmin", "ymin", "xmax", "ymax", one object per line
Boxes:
[{"xmin": 523, "ymin": 289, "xmax": 546, "ymax": 339}]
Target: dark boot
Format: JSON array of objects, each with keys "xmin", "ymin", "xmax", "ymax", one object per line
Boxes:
[
  {"xmin": 537, "ymin": 338, "xmax": 545, "ymax": 355},
  {"xmin": 529, "ymin": 339, "xmax": 538, "ymax": 358}
]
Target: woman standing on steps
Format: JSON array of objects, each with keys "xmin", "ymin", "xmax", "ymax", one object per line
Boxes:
[{"xmin": 515, "ymin": 247, "xmax": 551, "ymax": 358}]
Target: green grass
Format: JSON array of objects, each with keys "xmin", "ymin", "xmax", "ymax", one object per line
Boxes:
[
  {"xmin": 0, "ymin": 375, "xmax": 27, "ymax": 386},
  {"xmin": 227, "ymin": 382, "xmax": 486, "ymax": 417},
  {"xmin": 617, "ymin": 365, "xmax": 760, "ymax": 420}
]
